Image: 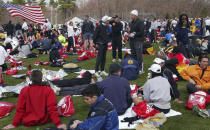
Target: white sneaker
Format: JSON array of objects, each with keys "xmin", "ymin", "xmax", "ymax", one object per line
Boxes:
[
  {"xmin": 118, "ymin": 59, "xmax": 122, "ymax": 62},
  {"xmin": 112, "ymin": 59, "xmax": 116, "ymax": 62},
  {"xmin": 100, "ymin": 71, "xmax": 108, "ymax": 76},
  {"xmin": 139, "ymin": 70, "xmax": 145, "ymax": 74},
  {"xmin": 95, "ymin": 72, "xmax": 100, "ymax": 77}
]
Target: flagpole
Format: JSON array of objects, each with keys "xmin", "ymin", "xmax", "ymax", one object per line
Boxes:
[{"xmin": 51, "ymin": 6, "xmax": 53, "ymax": 24}]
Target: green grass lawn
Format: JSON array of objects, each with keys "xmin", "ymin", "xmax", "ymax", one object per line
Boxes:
[{"xmin": 0, "ymin": 44, "xmax": 210, "ymax": 130}]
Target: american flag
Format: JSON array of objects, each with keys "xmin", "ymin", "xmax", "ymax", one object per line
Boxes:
[{"xmin": 0, "ymin": 2, "xmax": 46, "ymax": 24}]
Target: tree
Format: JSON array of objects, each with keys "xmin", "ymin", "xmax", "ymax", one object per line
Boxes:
[
  {"xmin": 58, "ymin": 0, "xmax": 76, "ymax": 19},
  {"xmin": 11, "ymin": 0, "xmax": 25, "ymax": 5},
  {"xmin": 50, "ymin": 0, "xmax": 58, "ymax": 8},
  {"xmin": 39, "ymin": 0, "xmax": 46, "ymax": 12},
  {"xmin": 200, "ymin": 7, "xmax": 208, "ymax": 17}
]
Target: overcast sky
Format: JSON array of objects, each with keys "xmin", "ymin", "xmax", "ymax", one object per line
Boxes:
[{"xmin": 3, "ymin": 0, "xmax": 89, "ymax": 7}]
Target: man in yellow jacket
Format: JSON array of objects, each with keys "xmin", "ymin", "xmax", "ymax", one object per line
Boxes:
[{"xmin": 181, "ymin": 54, "xmax": 210, "ymax": 94}]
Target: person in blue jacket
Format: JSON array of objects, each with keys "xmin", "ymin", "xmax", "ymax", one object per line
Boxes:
[
  {"xmin": 120, "ymin": 54, "xmax": 139, "ymax": 80},
  {"xmin": 97, "ymin": 63, "xmax": 132, "ymax": 115},
  {"xmin": 68, "ymin": 84, "xmax": 119, "ymax": 130},
  {"xmin": 175, "ymin": 13, "xmax": 192, "ymax": 58},
  {"xmin": 52, "ymin": 37, "xmax": 63, "ymax": 51}
]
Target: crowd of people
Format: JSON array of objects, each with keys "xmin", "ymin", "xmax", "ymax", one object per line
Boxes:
[{"xmin": 0, "ymin": 9, "xmax": 210, "ymax": 130}]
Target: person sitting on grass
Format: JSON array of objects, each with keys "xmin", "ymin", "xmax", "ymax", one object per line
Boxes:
[
  {"xmin": 141, "ymin": 64, "xmax": 171, "ymax": 114},
  {"xmin": 154, "ymin": 58, "xmax": 183, "ymax": 103},
  {"xmin": 52, "ymin": 36, "xmax": 63, "ymax": 51},
  {"xmin": 3, "ymin": 70, "xmax": 66, "ymax": 130},
  {"xmin": 181, "ymin": 54, "xmax": 210, "ymax": 94},
  {"xmin": 97, "ymin": 63, "xmax": 132, "ymax": 115},
  {"xmin": 68, "ymin": 84, "xmax": 119, "ymax": 130}
]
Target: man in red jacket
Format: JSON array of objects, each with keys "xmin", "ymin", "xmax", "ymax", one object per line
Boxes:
[{"xmin": 3, "ymin": 70, "xmax": 66, "ymax": 130}]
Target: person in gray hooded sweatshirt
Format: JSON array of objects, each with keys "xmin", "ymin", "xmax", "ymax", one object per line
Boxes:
[{"xmin": 143, "ymin": 64, "xmax": 171, "ymax": 114}]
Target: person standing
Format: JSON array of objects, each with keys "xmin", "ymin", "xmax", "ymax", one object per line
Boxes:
[
  {"xmin": 129, "ymin": 10, "xmax": 145, "ymax": 74},
  {"xmin": 205, "ymin": 16, "xmax": 210, "ymax": 36},
  {"xmin": 67, "ymin": 21, "xmax": 76, "ymax": 53},
  {"xmin": 6, "ymin": 21, "xmax": 14, "ymax": 37},
  {"xmin": 0, "ymin": 45, "xmax": 8, "ymax": 72},
  {"xmin": 150, "ymin": 18, "xmax": 158, "ymax": 43},
  {"xmin": 22, "ymin": 19, "xmax": 28, "ymax": 33},
  {"xmin": 111, "ymin": 15, "xmax": 123, "ymax": 62},
  {"xmin": 15, "ymin": 22, "xmax": 23, "ymax": 38},
  {"xmin": 93, "ymin": 16, "xmax": 110, "ymax": 76},
  {"xmin": 175, "ymin": 14, "xmax": 191, "ymax": 58},
  {"xmin": 82, "ymin": 15, "xmax": 95, "ymax": 51}
]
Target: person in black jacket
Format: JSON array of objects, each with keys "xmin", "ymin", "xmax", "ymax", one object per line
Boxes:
[
  {"xmin": 128, "ymin": 10, "xmax": 145, "ymax": 74},
  {"xmin": 111, "ymin": 15, "xmax": 123, "ymax": 62},
  {"xmin": 6, "ymin": 21, "xmax": 14, "ymax": 37},
  {"xmin": 93, "ymin": 16, "xmax": 110, "ymax": 77}
]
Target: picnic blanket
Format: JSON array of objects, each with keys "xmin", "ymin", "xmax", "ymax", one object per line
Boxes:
[
  {"xmin": 0, "ymin": 69, "xmax": 68, "ymax": 98},
  {"xmin": 119, "ymin": 106, "xmax": 182, "ymax": 129}
]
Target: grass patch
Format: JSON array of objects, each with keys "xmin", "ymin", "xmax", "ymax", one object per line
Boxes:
[{"xmin": 0, "ymin": 44, "xmax": 210, "ymax": 130}]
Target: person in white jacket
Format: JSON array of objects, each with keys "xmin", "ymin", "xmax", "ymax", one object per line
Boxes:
[
  {"xmin": 0, "ymin": 45, "xmax": 8, "ymax": 71},
  {"xmin": 22, "ymin": 19, "xmax": 28, "ymax": 32},
  {"xmin": 67, "ymin": 21, "xmax": 76, "ymax": 53}
]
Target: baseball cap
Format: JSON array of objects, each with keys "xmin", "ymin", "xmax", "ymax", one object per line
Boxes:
[
  {"xmin": 130, "ymin": 10, "xmax": 138, "ymax": 16},
  {"xmin": 102, "ymin": 15, "xmax": 109, "ymax": 22},
  {"xmin": 149, "ymin": 64, "xmax": 161, "ymax": 73},
  {"xmin": 154, "ymin": 58, "xmax": 165, "ymax": 64},
  {"xmin": 113, "ymin": 15, "xmax": 119, "ymax": 18}
]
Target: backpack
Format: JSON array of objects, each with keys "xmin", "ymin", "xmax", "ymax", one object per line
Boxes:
[
  {"xmin": 132, "ymin": 101, "xmax": 159, "ymax": 119},
  {"xmin": 0, "ymin": 101, "xmax": 16, "ymax": 118},
  {"xmin": 57, "ymin": 95, "xmax": 75, "ymax": 117},
  {"xmin": 6, "ymin": 68, "xmax": 18, "ymax": 75},
  {"xmin": 186, "ymin": 91, "xmax": 208, "ymax": 110}
]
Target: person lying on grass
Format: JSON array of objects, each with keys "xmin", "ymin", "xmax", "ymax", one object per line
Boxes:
[
  {"xmin": 181, "ymin": 54, "xmax": 210, "ymax": 94},
  {"xmin": 3, "ymin": 70, "xmax": 66, "ymax": 130},
  {"xmin": 68, "ymin": 84, "xmax": 119, "ymax": 130}
]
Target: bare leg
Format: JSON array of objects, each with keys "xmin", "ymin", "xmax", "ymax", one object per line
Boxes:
[
  {"xmin": 84, "ymin": 40, "xmax": 88, "ymax": 50},
  {"xmin": 89, "ymin": 40, "xmax": 94, "ymax": 52}
]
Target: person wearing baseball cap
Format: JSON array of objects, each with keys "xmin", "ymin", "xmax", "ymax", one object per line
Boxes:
[
  {"xmin": 142, "ymin": 64, "xmax": 171, "ymax": 114},
  {"xmin": 154, "ymin": 58, "xmax": 183, "ymax": 103},
  {"xmin": 111, "ymin": 14, "xmax": 123, "ymax": 63},
  {"xmin": 97, "ymin": 63, "xmax": 132, "ymax": 115},
  {"xmin": 93, "ymin": 16, "xmax": 110, "ymax": 77},
  {"xmin": 128, "ymin": 10, "xmax": 145, "ymax": 74}
]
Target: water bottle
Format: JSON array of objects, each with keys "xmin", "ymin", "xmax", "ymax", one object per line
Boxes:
[{"xmin": 149, "ymin": 121, "xmax": 162, "ymax": 127}]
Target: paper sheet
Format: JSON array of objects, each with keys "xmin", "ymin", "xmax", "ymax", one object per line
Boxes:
[{"xmin": 118, "ymin": 107, "xmax": 182, "ymax": 130}]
